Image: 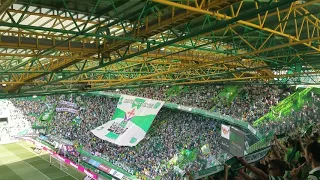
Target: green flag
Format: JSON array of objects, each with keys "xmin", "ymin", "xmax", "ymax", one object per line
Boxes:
[{"xmin": 38, "ymin": 111, "xmax": 53, "ymax": 122}]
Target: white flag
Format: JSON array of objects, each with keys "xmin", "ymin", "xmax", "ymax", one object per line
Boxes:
[{"xmin": 91, "ymin": 95, "xmax": 164, "ymax": 146}]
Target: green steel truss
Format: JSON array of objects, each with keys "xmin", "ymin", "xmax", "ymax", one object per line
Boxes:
[{"xmin": 0, "ymin": 0, "xmax": 318, "ymax": 98}]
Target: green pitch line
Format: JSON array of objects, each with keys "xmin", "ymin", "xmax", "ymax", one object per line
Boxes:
[{"xmin": 0, "ymin": 142, "xmax": 86, "ymax": 180}]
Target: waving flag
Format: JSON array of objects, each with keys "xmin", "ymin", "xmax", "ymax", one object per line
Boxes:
[{"xmin": 91, "ymin": 95, "xmax": 164, "ymax": 146}]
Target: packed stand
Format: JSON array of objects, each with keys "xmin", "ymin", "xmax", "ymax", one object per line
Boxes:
[
  {"xmin": 184, "ymin": 91, "xmax": 320, "ymax": 180},
  {"xmin": 109, "ymin": 86, "xmax": 221, "ymax": 109},
  {"xmin": 212, "ymin": 86, "xmax": 291, "ymax": 123},
  {"xmin": 109, "ymin": 85, "xmax": 291, "ymax": 123},
  {"xmin": 11, "ymin": 98, "xmax": 46, "ymax": 117},
  {"xmin": 54, "ymin": 97, "xmax": 222, "ymax": 179},
  {"xmin": 12, "ymin": 94, "xmax": 223, "ymax": 179},
  {"xmin": 186, "ymin": 122, "xmax": 320, "ymax": 180},
  {"xmin": 257, "ymin": 91, "xmax": 320, "ymax": 135},
  {"xmin": 49, "ymin": 95, "xmax": 118, "ymax": 147},
  {"xmin": 0, "ymin": 100, "xmax": 32, "ymax": 140},
  {"xmin": 8, "ymin": 87, "xmax": 320, "ymax": 180}
]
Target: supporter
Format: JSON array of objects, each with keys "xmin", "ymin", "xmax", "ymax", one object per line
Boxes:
[
  {"xmin": 297, "ymin": 157, "xmax": 311, "ymax": 179},
  {"xmin": 10, "ymin": 94, "xmax": 224, "ymax": 178},
  {"xmin": 257, "ymin": 92, "xmax": 319, "ymax": 135},
  {"xmin": 111, "ymin": 85, "xmax": 291, "ymax": 123},
  {"xmin": 238, "ymin": 158, "xmax": 287, "ymax": 180},
  {"xmin": 5, "ymin": 86, "xmax": 319, "ymax": 179},
  {"xmin": 291, "ymin": 141, "xmax": 320, "ymax": 180},
  {"xmin": 305, "ymin": 141, "xmax": 320, "ymax": 179}
]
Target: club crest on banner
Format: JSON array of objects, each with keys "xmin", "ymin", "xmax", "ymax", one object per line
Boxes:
[
  {"xmin": 125, "ymin": 109, "xmax": 135, "ymax": 122},
  {"xmin": 221, "ymin": 124, "xmax": 230, "ymax": 140},
  {"xmin": 120, "ymin": 109, "xmax": 136, "ymax": 128}
]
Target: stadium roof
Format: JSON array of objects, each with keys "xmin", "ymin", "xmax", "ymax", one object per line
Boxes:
[{"xmin": 0, "ymin": 0, "xmax": 319, "ymax": 98}]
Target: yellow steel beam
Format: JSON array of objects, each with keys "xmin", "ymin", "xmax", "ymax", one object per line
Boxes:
[
  {"xmin": 0, "ymin": 32, "xmax": 100, "ymax": 53},
  {"xmin": 105, "ymin": 1, "xmax": 314, "ymax": 76},
  {"xmin": 0, "ymin": 79, "xmax": 169, "ymax": 85},
  {"xmin": 149, "ymin": 0, "xmax": 240, "ymax": 16},
  {"xmin": 100, "ymin": 0, "xmax": 239, "ymax": 54},
  {"xmin": 105, "ymin": 0, "xmax": 319, "ymax": 78},
  {"xmin": 0, "ymin": 0, "xmax": 258, "ymax": 74},
  {"xmin": 113, "ymin": 51, "xmax": 271, "ymax": 73},
  {"xmin": 0, "ymin": 52, "xmax": 99, "ymax": 60},
  {"xmin": 153, "ymin": 0, "xmax": 320, "ymax": 52},
  {"xmin": 173, "ymin": 71, "xmax": 320, "ymax": 85},
  {"xmin": 6, "ymin": 9, "xmax": 101, "ymax": 25},
  {"xmin": 91, "ymin": 35, "xmax": 320, "ymax": 89},
  {"xmin": 266, "ymin": 50, "xmax": 319, "ymax": 59},
  {"xmin": 3, "ymin": 0, "xmax": 240, "ymax": 92},
  {"xmin": 6, "ymin": 0, "xmax": 320, "ymax": 92},
  {"xmin": 2, "ymin": 70, "xmax": 317, "ymax": 86}
]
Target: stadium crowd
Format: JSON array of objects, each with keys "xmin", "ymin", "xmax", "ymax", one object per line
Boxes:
[
  {"xmin": 111, "ymin": 85, "xmax": 291, "ymax": 123},
  {"xmin": 50, "ymin": 95, "xmax": 223, "ymax": 179},
  {"xmin": 0, "ymin": 100, "xmax": 32, "ymax": 138},
  {"xmin": 199, "ymin": 122, "xmax": 320, "ymax": 180},
  {"xmin": 10, "ymin": 93, "xmax": 224, "ymax": 178},
  {"xmin": 257, "ymin": 91, "xmax": 320, "ymax": 135},
  {"xmin": 5, "ymin": 85, "xmax": 320, "ymax": 179}
]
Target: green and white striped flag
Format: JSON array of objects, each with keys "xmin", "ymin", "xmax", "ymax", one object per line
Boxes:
[{"xmin": 91, "ymin": 95, "xmax": 164, "ymax": 146}]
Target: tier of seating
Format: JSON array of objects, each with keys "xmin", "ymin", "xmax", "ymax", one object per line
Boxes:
[{"xmin": 4, "ymin": 86, "xmax": 319, "ymax": 179}]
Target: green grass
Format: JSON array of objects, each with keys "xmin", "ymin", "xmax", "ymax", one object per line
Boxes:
[{"xmin": 0, "ymin": 141, "xmax": 86, "ymax": 180}]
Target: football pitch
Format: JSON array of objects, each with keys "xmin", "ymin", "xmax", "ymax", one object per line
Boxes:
[{"xmin": 0, "ymin": 141, "xmax": 86, "ymax": 180}]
